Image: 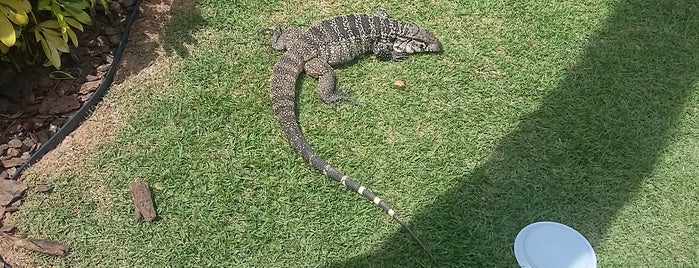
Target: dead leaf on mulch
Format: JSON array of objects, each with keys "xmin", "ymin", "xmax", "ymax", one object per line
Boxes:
[
  {"xmin": 49, "ymin": 95, "xmax": 81, "ymax": 114},
  {"xmin": 0, "ymin": 179, "xmax": 26, "ymax": 207},
  {"xmin": 1, "ymin": 158, "xmax": 25, "ymax": 168},
  {"xmin": 0, "ymin": 223, "xmax": 15, "ymax": 233},
  {"xmin": 2, "ymin": 234, "xmax": 70, "ymax": 256},
  {"xmin": 5, "ymin": 199, "xmax": 21, "ymax": 212}
]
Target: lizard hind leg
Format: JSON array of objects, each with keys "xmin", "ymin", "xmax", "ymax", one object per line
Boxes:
[
  {"xmin": 374, "ymin": 41, "xmax": 410, "ymax": 62},
  {"xmin": 305, "ymin": 59, "xmax": 358, "ymax": 105}
]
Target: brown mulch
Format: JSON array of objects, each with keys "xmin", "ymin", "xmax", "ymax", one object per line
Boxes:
[
  {"xmin": 0, "ymin": 0, "xmax": 137, "ymax": 180},
  {"xmin": 0, "ymin": 0, "xmax": 138, "ymax": 265}
]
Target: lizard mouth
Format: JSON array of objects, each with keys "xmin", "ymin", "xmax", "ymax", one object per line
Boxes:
[
  {"xmin": 418, "ymin": 28, "xmax": 442, "ymax": 52},
  {"xmin": 393, "ymin": 37, "xmax": 443, "ymax": 54},
  {"xmin": 428, "ymin": 39, "xmax": 442, "ymax": 52}
]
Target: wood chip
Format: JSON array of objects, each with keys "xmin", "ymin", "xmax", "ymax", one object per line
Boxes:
[
  {"xmin": 6, "ymin": 139, "xmax": 22, "ymax": 148},
  {"xmin": 85, "ymin": 74, "xmax": 101, "ymax": 82},
  {"xmin": 49, "ymin": 95, "xmax": 81, "ymax": 114},
  {"xmin": 8, "ymin": 111, "xmax": 23, "ymax": 119},
  {"xmin": 5, "ymin": 148, "xmax": 20, "ymax": 158},
  {"xmin": 5, "ymin": 199, "xmax": 21, "ymax": 212},
  {"xmin": 394, "ymin": 79, "xmax": 406, "ymax": 88},
  {"xmin": 2, "ymin": 234, "xmax": 70, "ymax": 256},
  {"xmin": 0, "ymin": 223, "xmax": 15, "ymax": 233},
  {"xmin": 36, "ymin": 183, "xmax": 53, "ymax": 193},
  {"xmin": 5, "ymin": 168, "xmax": 16, "ymax": 176},
  {"xmin": 1, "ymin": 157, "xmax": 25, "ymax": 168},
  {"xmin": 129, "ymin": 179, "xmax": 157, "ymax": 222},
  {"xmin": 79, "ymin": 80, "xmax": 101, "ymax": 94},
  {"xmin": 0, "ymin": 179, "xmax": 26, "ymax": 206}
]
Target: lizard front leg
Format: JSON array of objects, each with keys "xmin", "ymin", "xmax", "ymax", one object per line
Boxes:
[
  {"xmin": 373, "ymin": 41, "xmax": 409, "ymax": 62},
  {"xmin": 269, "ymin": 26, "xmax": 301, "ymax": 51},
  {"xmin": 305, "ymin": 59, "xmax": 357, "ymax": 105}
]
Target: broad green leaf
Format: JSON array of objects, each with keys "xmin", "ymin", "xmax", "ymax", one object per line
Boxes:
[
  {"xmin": 38, "ymin": 27, "xmax": 61, "ymax": 37},
  {"xmin": 43, "ymin": 31, "xmax": 69, "ymax": 52},
  {"xmin": 98, "ymin": 0, "xmax": 107, "ymax": 14},
  {"xmin": 18, "ymin": 0, "xmax": 30, "ymax": 11},
  {"xmin": 58, "ymin": 19, "xmax": 68, "ymax": 33},
  {"xmin": 37, "ymin": 0, "xmax": 51, "ymax": 10},
  {"xmin": 0, "ymin": 13, "xmax": 15, "ymax": 46},
  {"xmin": 0, "ymin": 1, "xmax": 29, "ymax": 25},
  {"xmin": 39, "ymin": 38, "xmax": 60, "ymax": 68},
  {"xmin": 0, "ymin": 41, "xmax": 8, "ymax": 53},
  {"xmin": 34, "ymin": 27, "xmax": 42, "ymax": 41},
  {"xmin": 64, "ymin": 17, "xmax": 82, "ymax": 31},
  {"xmin": 61, "ymin": 0, "xmax": 88, "ymax": 10},
  {"xmin": 0, "ymin": 11, "xmax": 27, "ymax": 26},
  {"xmin": 11, "ymin": 37, "xmax": 21, "ymax": 49},
  {"xmin": 38, "ymin": 19, "xmax": 60, "ymax": 28},
  {"xmin": 2, "ymin": 0, "xmax": 32, "ymax": 13},
  {"xmin": 49, "ymin": 70, "xmax": 74, "ymax": 79},
  {"xmin": 65, "ymin": 26, "xmax": 77, "ymax": 46},
  {"xmin": 63, "ymin": 5, "xmax": 91, "ymax": 25},
  {"xmin": 50, "ymin": 4, "xmax": 64, "ymax": 21},
  {"xmin": 7, "ymin": 12, "xmax": 28, "ymax": 25}
]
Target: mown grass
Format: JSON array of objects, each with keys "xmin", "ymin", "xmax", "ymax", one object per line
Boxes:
[{"xmin": 15, "ymin": 0, "xmax": 699, "ymax": 267}]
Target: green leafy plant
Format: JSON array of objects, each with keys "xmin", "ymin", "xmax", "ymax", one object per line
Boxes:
[
  {"xmin": 1, "ymin": 0, "xmax": 108, "ymax": 69},
  {"xmin": 0, "ymin": 0, "xmax": 31, "ymax": 52}
]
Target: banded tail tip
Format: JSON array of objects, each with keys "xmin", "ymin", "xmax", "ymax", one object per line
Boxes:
[{"xmin": 357, "ymin": 186, "xmax": 366, "ymax": 195}]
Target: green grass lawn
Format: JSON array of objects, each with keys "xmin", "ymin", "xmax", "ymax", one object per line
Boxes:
[{"xmin": 16, "ymin": 0, "xmax": 699, "ymax": 267}]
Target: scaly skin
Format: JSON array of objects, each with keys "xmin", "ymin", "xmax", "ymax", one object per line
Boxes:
[{"xmin": 269, "ymin": 9, "xmax": 442, "ymax": 267}]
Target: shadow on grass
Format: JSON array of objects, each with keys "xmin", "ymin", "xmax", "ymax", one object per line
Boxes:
[
  {"xmin": 328, "ymin": 1, "xmax": 698, "ymax": 267},
  {"xmin": 114, "ymin": 0, "xmax": 207, "ymax": 82}
]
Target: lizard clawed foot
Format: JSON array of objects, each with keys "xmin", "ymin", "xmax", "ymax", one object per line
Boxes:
[
  {"xmin": 258, "ymin": 25, "xmax": 283, "ymax": 36},
  {"xmin": 258, "ymin": 26, "xmax": 283, "ymax": 50},
  {"xmin": 258, "ymin": 27, "xmax": 274, "ymax": 35},
  {"xmin": 392, "ymin": 52, "xmax": 409, "ymax": 62},
  {"xmin": 321, "ymin": 90, "xmax": 359, "ymax": 106}
]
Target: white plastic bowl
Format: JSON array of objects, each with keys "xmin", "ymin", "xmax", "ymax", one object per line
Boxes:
[{"xmin": 514, "ymin": 221, "xmax": 597, "ymax": 268}]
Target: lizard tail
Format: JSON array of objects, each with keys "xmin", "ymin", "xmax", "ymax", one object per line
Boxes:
[
  {"xmin": 270, "ymin": 51, "xmax": 440, "ymax": 267},
  {"xmin": 318, "ymin": 163, "xmax": 441, "ymax": 268}
]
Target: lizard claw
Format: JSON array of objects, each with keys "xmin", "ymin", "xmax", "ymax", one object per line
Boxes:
[
  {"xmin": 392, "ymin": 52, "xmax": 409, "ymax": 62},
  {"xmin": 342, "ymin": 95, "xmax": 360, "ymax": 106},
  {"xmin": 258, "ymin": 27, "xmax": 274, "ymax": 35},
  {"xmin": 258, "ymin": 26, "xmax": 281, "ymax": 50},
  {"xmin": 322, "ymin": 90, "xmax": 359, "ymax": 106}
]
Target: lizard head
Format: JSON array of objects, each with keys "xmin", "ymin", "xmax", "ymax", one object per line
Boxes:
[{"xmin": 393, "ymin": 23, "xmax": 442, "ymax": 54}]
